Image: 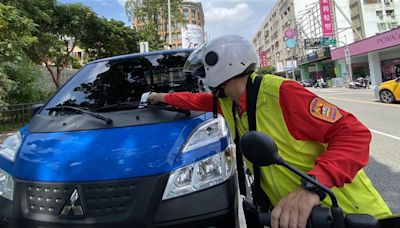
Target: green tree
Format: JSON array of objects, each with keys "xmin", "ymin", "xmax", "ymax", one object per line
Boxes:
[
  {"xmin": 257, "ymin": 65, "xmax": 276, "ymax": 75},
  {"xmin": 0, "ymin": 69, "xmax": 14, "ymax": 106},
  {"xmin": 2, "ymin": 62, "xmax": 44, "ymax": 104},
  {"xmin": 0, "ymin": 2, "xmax": 36, "ymax": 62},
  {"xmin": 79, "ymin": 17, "xmax": 139, "ymax": 60},
  {"xmin": 5, "ymin": 0, "xmax": 93, "ymax": 89},
  {"xmin": 0, "ymin": 2, "xmax": 38, "ymax": 105},
  {"xmin": 125, "ymin": 0, "xmax": 184, "ymax": 50}
]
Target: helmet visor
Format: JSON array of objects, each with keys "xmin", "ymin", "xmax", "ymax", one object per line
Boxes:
[{"xmin": 183, "ymin": 44, "xmax": 206, "ymax": 78}]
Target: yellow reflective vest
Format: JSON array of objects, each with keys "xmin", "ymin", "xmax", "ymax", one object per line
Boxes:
[{"xmin": 218, "ymin": 74, "xmax": 392, "ymax": 218}]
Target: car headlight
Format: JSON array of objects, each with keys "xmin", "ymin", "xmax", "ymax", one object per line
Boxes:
[
  {"xmin": 162, "ymin": 144, "xmax": 235, "ymax": 200},
  {"xmin": 0, "ymin": 168, "xmax": 14, "ymax": 201},
  {"xmin": 182, "ymin": 115, "xmax": 228, "ymax": 153},
  {"xmin": 0, "ymin": 132, "xmax": 22, "ymax": 161}
]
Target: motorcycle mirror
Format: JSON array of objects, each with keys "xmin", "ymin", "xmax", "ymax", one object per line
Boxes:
[{"xmin": 240, "ymin": 131, "xmax": 283, "ymax": 166}]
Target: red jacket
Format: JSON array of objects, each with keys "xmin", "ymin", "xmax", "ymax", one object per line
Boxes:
[{"xmin": 165, "ymin": 81, "xmax": 371, "ymax": 188}]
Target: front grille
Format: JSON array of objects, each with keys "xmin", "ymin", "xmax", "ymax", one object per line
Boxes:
[{"xmin": 25, "ymin": 179, "xmax": 138, "ymax": 217}]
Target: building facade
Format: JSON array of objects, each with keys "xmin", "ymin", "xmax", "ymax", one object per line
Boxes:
[
  {"xmin": 253, "ymin": 0, "xmax": 296, "ymax": 77},
  {"xmin": 133, "ymin": 1, "xmax": 205, "ymax": 49},
  {"xmin": 253, "ymin": 0, "xmax": 355, "ymax": 80},
  {"xmin": 350, "ymin": 0, "xmax": 400, "ymax": 41}
]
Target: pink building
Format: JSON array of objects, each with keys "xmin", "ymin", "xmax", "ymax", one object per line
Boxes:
[{"xmin": 331, "ymin": 27, "xmax": 400, "ymax": 87}]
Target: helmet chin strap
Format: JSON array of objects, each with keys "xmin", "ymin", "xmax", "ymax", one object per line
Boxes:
[
  {"xmin": 211, "ymin": 87, "xmax": 226, "ymax": 118},
  {"xmin": 212, "ymin": 95, "xmax": 218, "ymax": 118}
]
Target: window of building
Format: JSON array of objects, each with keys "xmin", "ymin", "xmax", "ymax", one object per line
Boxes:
[
  {"xmin": 363, "ymin": 0, "xmax": 381, "ymax": 3},
  {"xmin": 376, "ymin": 10, "xmax": 383, "ymax": 18},
  {"xmin": 183, "ymin": 8, "xmax": 189, "ymax": 18},
  {"xmin": 191, "ymin": 9, "xmax": 196, "ymax": 19},
  {"xmin": 386, "ymin": 10, "xmax": 395, "ymax": 18},
  {"xmin": 378, "ymin": 23, "xmax": 387, "ymax": 31},
  {"xmin": 388, "ymin": 22, "xmax": 398, "ymax": 29}
]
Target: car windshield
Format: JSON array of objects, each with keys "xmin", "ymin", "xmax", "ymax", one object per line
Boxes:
[{"xmin": 42, "ymin": 51, "xmax": 198, "ymax": 115}]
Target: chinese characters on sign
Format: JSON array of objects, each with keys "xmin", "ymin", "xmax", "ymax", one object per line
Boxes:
[
  {"xmin": 260, "ymin": 51, "xmax": 267, "ymax": 67},
  {"xmin": 319, "ymin": 0, "xmax": 333, "ymax": 37}
]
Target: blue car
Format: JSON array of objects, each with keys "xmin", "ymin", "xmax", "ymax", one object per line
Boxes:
[{"xmin": 0, "ymin": 49, "xmax": 238, "ymax": 227}]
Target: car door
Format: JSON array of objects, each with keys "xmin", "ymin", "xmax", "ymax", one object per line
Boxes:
[{"xmin": 393, "ymin": 78, "xmax": 400, "ymax": 101}]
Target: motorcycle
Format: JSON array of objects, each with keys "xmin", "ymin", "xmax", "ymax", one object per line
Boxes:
[
  {"xmin": 314, "ymin": 79, "xmax": 329, "ymax": 88},
  {"xmin": 349, "ymin": 77, "xmax": 368, "ymax": 89},
  {"xmin": 239, "ymin": 131, "xmax": 399, "ymax": 228}
]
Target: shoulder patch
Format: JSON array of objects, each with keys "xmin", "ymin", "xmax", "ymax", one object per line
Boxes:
[{"xmin": 309, "ymin": 97, "xmax": 343, "ymax": 123}]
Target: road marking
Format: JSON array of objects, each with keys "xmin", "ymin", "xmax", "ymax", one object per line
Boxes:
[
  {"xmin": 370, "ymin": 129, "xmax": 400, "ymax": 141},
  {"xmin": 321, "ymin": 96, "xmax": 400, "ymax": 108}
]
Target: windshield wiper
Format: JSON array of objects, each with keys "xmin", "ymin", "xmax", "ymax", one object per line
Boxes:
[
  {"xmin": 46, "ymin": 106, "xmax": 113, "ymax": 125},
  {"xmin": 144, "ymin": 104, "xmax": 191, "ymax": 116},
  {"xmin": 94, "ymin": 101, "xmax": 140, "ymax": 112},
  {"xmin": 95, "ymin": 102, "xmax": 190, "ymax": 116}
]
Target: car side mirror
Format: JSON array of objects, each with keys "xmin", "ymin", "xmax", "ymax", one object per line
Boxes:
[
  {"xmin": 395, "ymin": 77, "xmax": 400, "ymax": 83},
  {"xmin": 31, "ymin": 103, "xmax": 44, "ymax": 115},
  {"xmin": 239, "ymin": 131, "xmax": 283, "ymax": 166}
]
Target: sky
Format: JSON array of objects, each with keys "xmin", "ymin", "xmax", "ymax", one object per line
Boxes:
[{"xmin": 59, "ymin": 0, "xmax": 275, "ymax": 41}]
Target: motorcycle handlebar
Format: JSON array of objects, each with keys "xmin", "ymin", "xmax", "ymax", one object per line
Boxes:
[{"xmin": 258, "ymin": 208, "xmax": 379, "ymax": 228}]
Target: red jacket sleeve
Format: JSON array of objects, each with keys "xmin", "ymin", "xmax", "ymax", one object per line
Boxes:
[
  {"xmin": 164, "ymin": 92, "xmax": 223, "ymax": 114},
  {"xmin": 279, "ymin": 81, "xmax": 371, "ymax": 188}
]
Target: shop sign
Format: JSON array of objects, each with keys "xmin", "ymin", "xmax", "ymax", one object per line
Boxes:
[
  {"xmin": 298, "ymin": 47, "xmax": 331, "ymax": 65},
  {"xmin": 276, "ymin": 62, "xmax": 284, "ymax": 72},
  {"xmin": 319, "ymin": 0, "xmax": 334, "ymax": 37},
  {"xmin": 181, "ymin": 24, "xmax": 204, "ymax": 49},
  {"xmin": 305, "ymin": 37, "xmax": 336, "ymax": 49},
  {"xmin": 260, "ymin": 51, "xmax": 267, "ymax": 67}
]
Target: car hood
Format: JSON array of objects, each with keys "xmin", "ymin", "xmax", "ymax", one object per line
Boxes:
[
  {"xmin": 13, "ymin": 114, "xmax": 210, "ymax": 182},
  {"xmin": 379, "ymin": 79, "xmax": 396, "ymax": 87}
]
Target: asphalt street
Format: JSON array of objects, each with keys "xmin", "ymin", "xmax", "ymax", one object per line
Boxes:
[{"xmin": 308, "ymin": 87, "xmax": 400, "ymax": 215}]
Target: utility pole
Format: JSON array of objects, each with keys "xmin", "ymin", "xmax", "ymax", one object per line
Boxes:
[
  {"xmin": 343, "ymin": 35, "xmax": 353, "ymax": 87},
  {"xmin": 168, "ymin": 0, "xmax": 172, "ymax": 49}
]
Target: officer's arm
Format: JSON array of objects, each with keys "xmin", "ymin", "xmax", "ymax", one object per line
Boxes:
[
  {"xmin": 165, "ymin": 92, "xmax": 223, "ymax": 114},
  {"xmin": 279, "ymin": 81, "xmax": 370, "ymax": 188}
]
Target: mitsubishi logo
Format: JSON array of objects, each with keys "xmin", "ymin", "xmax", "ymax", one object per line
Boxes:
[{"xmin": 60, "ymin": 188, "xmax": 85, "ymax": 218}]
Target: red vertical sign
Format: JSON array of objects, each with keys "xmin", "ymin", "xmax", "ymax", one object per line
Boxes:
[
  {"xmin": 320, "ymin": 0, "xmax": 333, "ymax": 37},
  {"xmin": 261, "ymin": 51, "xmax": 267, "ymax": 67}
]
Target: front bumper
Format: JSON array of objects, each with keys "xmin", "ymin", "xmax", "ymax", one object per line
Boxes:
[{"xmin": 0, "ymin": 174, "xmax": 238, "ymax": 228}]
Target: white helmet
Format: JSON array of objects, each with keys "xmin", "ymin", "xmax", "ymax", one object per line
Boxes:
[{"xmin": 183, "ymin": 35, "xmax": 258, "ymax": 88}]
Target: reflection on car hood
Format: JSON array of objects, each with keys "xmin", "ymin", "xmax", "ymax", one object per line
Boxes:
[{"xmin": 14, "ymin": 114, "xmax": 209, "ymax": 182}]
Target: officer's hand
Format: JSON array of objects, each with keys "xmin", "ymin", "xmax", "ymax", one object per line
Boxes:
[
  {"xmin": 271, "ymin": 187, "xmax": 319, "ymax": 228},
  {"xmin": 148, "ymin": 92, "xmax": 166, "ymax": 104}
]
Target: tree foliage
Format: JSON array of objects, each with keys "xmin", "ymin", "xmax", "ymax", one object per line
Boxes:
[
  {"xmin": 2, "ymin": 0, "xmax": 140, "ymax": 90},
  {"xmin": 0, "ymin": 2, "xmax": 37, "ymax": 62},
  {"xmin": 257, "ymin": 65, "xmax": 276, "ymax": 75},
  {"xmin": 79, "ymin": 18, "xmax": 139, "ymax": 60},
  {"xmin": 10, "ymin": 0, "xmax": 94, "ymax": 88},
  {"xmin": 125, "ymin": 0, "xmax": 184, "ymax": 50},
  {"xmin": 1, "ymin": 62, "xmax": 44, "ymax": 104},
  {"xmin": 0, "ymin": 2, "xmax": 40, "ymax": 105}
]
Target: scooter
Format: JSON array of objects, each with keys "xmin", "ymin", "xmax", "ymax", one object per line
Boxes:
[
  {"xmin": 349, "ymin": 77, "xmax": 368, "ymax": 89},
  {"xmin": 239, "ymin": 131, "xmax": 399, "ymax": 228},
  {"xmin": 314, "ymin": 81, "xmax": 329, "ymax": 88}
]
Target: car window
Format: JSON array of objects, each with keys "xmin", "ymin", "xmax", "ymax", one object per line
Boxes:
[{"xmin": 42, "ymin": 52, "xmax": 198, "ymax": 114}]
